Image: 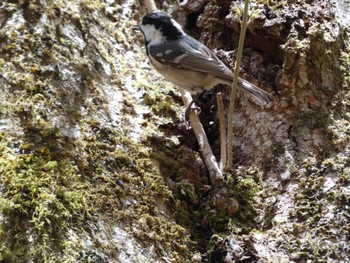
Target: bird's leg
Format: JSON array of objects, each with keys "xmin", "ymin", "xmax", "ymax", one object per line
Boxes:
[{"xmin": 185, "ymin": 93, "xmax": 202, "ymax": 121}]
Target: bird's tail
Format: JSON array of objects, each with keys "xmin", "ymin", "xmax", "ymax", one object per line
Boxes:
[{"xmin": 236, "ymin": 77, "xmax": 272, "ymax": 105}]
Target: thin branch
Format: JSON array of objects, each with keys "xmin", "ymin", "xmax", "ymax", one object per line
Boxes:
[
  {"xmin": 142, "ymin": 0, "xmax": 223, "ymax": 182},
  {"xmin": 216, "ymin": 92, "xmax": 226, "ymax": 170},
  {"xmin": 144, "ymin": 0, "xmax": 158, "ymax": 12},
  {"xmin": 225, "ymin": 0, "xmax": 250, "ymax": 171},
  {"xmin": 180, "ymin": 89, "xmax": 223, "ymax": 183}
]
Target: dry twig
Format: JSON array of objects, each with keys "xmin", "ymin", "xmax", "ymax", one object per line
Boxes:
[
  {"xmin": 144, "ymin": 0, "xmax": 158, "ymax": 12},
  {"xmin": 180, "ymin": 89, "xmax": 223, "ymax": 183},
  {"xmin": 142, "ymin": 0, "xmax": 223, "ymax": 183},
  {"xmin": 216, "ymin": 92, "xmax": 226, "ymax": 170},
  {"xmin": 225, "ymin": 0, "xmax": 250, "ymax": 171}
]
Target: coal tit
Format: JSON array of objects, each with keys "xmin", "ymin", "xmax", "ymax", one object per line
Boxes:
[{"xmin": 139, "ymin": 12, "xmax": 272, "ymax": 105}]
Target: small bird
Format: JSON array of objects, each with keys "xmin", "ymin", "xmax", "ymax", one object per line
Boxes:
[{"xmin": 139, "ymin": 12, "xmax": 272, "ymax": 113}]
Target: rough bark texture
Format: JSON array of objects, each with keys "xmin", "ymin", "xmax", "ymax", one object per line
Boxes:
[{"xmin": 0, "ymin": 0, "xmax": 349, "ymax": 262}]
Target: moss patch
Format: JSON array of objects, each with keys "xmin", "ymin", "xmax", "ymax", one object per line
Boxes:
[
  {"xmin": 0, "ymin": 0, "xmax": 196, "ymax": 261},
  {"xmin": 285, "ymin": 158, "xmax": 350, "ymax": 261},
  {"xmin": 0, "ymin": 132, "xmax": 89, "ymax": 262}
]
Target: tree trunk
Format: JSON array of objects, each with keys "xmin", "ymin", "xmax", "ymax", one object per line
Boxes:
[{"xmin": 0, "ymin": 0, "xmax": 349, "ymax": 262}]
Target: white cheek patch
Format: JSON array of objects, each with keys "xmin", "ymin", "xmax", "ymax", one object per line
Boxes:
[
  {"xmin": 141, "ymin": 24, "xmax": 165, "ymax": 45},
  {"xmin": 165, "ymin": 50, "xmax": 172, "ymax": 55},
  {"xmin": 140, "ymin": 24, "xmax": 156, "ymax": 42},
  {"xmin": 150, "ymin": 30, "xmax": 164, "ymax": 45}
]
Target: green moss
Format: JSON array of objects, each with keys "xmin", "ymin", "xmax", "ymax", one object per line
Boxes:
[
  {"xmin": 230, "ymin": 169, "xmax": 262, "ymax": 222},
  {"xmin": 193, "ymin": 168, "xmax": 264, "ymax": 252},
  {"xmin": 284, "ymin": 157, "xmax": 350, "ymax": 261},
  {"xmin": 0, "ymin": 135, "xmax": 89, "ymax": 262},
  {"xmin": 250, "ymin": 0, "xmax": 288, "ymax": 9},
  {"xmin": 340, "ymin": 49, "xmax": 350, "ymax": 87},
  {"xmin": 0, "ymin": 0, "xmax": 197, "ymax": 261},
  {"xmin": 147, "ymin": 135, "xmax": 194, "ymax": 181},
  {"xmin": 144, "ymin": 93, "xmax": 177, "ymax": 118}
]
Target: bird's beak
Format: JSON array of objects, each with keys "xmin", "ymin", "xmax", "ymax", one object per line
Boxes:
[{"xmin": 132, "ymin": 24, "xmax": 141, "ymax": 31}]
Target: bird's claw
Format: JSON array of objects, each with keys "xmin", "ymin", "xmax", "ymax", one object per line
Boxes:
[{"xmin": 185, "ymin": 103, "xmax": 201, "ymax": 121}]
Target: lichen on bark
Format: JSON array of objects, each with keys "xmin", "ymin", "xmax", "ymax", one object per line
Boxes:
[{"xmin": 0, "ymin": 0, "xmax": 198, "ymax": 261}]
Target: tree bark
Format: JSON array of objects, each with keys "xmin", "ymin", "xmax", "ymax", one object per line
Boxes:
[{"xmin": 0, "ymin": 0, "xmax": 349, "ymax": 262}]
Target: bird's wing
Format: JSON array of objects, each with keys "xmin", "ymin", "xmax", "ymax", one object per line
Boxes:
[
  {"xmin": 148, "ymin": 37, "xmax": 233, "ymax": 80},
  {"xmin": 148, "ymin": 37, "xmax": 272, "ymax": 105}
]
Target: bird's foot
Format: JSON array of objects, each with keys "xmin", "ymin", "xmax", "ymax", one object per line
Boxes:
[{"xmin": 185, "ymin": 101, "xmax": 201, "ymax": 121}]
